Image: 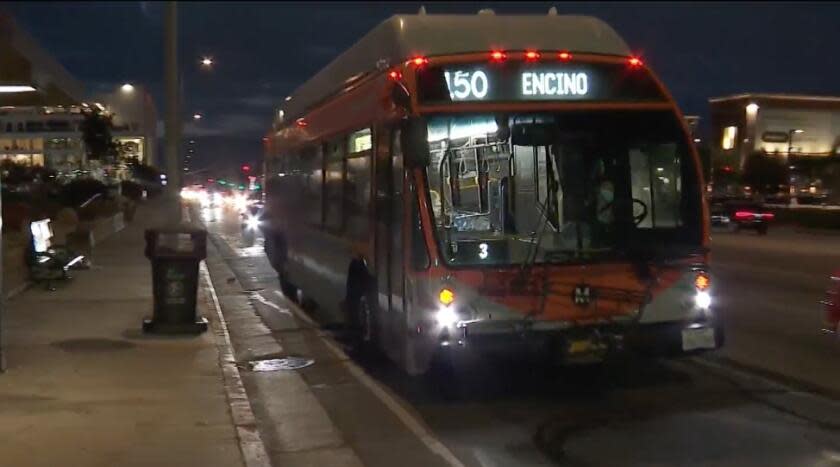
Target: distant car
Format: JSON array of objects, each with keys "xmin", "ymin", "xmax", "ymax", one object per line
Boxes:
[
  {"xmin": 241, "ymin": 203, "xmax": 265, "ymax": 231},
  {"xmin": 709, "ymin": 200, "xmax": 774, "ymax": 235}
]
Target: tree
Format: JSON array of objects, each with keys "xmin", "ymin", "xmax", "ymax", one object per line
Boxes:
[{"xmin": 79, "ymin": 109, "xmax": 118, "ymax": 163}]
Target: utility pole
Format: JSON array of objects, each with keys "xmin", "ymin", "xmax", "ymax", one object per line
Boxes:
[{"xmin": 164, "ymin": 2, "xmax": 181, "ymax": 198}]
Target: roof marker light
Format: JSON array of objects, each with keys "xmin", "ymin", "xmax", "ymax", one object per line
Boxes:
[
  {"xmin": 410, "ymin": 56, "xmax": 429, "ymax": 66},
  {"xmin": 628, "ymin": 56, "xmax": 644, "ymax": 67},
  {"xmin": 558, "ymin": 51, "xmax": 572, "ymax": 61},
  {"xmin": 490, "ymin": 50, "xmax": 507, "ymax": 62},
  {"xmin": 525, "ymin": 50, "xmax": 540, "ymax": 61}
]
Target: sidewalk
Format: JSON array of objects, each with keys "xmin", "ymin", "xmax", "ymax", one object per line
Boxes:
[{"xmin": 0, "ymin": 200, "xmax": 246, "ymax": 467}]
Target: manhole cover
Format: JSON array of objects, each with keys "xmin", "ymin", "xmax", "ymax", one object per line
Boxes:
[
  {"xmin": 52, "ymin": 338, "xmax": 136, "ymax": 352},
  {"xmin": 246, "ymin": 357, "xmax": 314, "ymax": 372}
]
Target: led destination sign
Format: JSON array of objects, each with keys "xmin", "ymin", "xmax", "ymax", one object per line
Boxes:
[
  {"xmin": 444, "ymin": 69, "xmax": 590, "ymax": 101},
  {"xmin": 417, "ymin": 62, "xmax": 665, "ymax": 104}
]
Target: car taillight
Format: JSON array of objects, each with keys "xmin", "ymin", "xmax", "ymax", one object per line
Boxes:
[
  {"xmin": 761, "ymin": 212, "xmax": 775, "ymax": 220},
  {"xmin": 734, "ymin": 211, "xmax": 755, "ymax": 220}
]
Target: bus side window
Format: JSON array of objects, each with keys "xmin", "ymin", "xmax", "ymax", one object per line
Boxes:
[
  {"xmin": 346, "ymin": 129, "xmax": 373, "ymax": 241},
  {"xmin": 301, "ymin": 145, "xmax": 322, "ymax": 227},
  {"xmin": 324, "ymin": 141, "xmax": 345, "ymax": 233}
]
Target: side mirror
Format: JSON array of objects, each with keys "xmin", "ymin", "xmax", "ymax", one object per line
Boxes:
[
  {"xmin": 391, "ymin": 83, "xmax": 411, "ymax": 110},
  {"xmin": 400, "ymin": 117, "xmax": 430, "ymax": 168}
]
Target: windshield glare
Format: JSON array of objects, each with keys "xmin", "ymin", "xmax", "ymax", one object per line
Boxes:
[{"xmin": 424, "ymin": 110, "xmax": 701, "ymax": 266}]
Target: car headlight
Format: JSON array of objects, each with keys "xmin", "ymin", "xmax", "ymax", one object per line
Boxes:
[{"xmin": 245, "ymin": 215, "xmax": 261, "ymax": 230}]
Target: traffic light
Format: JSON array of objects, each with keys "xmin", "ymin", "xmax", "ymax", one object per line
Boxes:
[{"xmin": 241, "ymin": 164, "xmax": 251, "ymax": 173}]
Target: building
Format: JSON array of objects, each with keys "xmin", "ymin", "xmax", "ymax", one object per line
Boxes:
[
  {"xmin": 0, "ymin": 86, "xmax": 158, "ymax": 172},
  {"xmin": 0, "ymin": 13, "xmax": 83, "ymax": 107},
  {"xmin": 1, "ymin": 14, "xmax": 157, "ymax": 174},
  {"xmin": 0, "ymin": 104, "xmax": 85, "ymax": 170},
  {"xmin": 709, "ymin": 93, "xmax": 840, "ymax": 171},
  {"xmin": 94, "ymin": 84, "xmax": 158, "ymax": 167},
  {"xmin": 1, "ymin": 12, "xmax": 85, "ymax": 171}
]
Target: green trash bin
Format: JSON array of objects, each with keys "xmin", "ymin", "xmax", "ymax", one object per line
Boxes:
[{"xmin": 143, "ymin": 225, "xmax": 209, "ymax": 334}]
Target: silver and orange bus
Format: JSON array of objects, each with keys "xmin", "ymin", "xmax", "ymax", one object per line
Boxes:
[{"xmin": 263, "ymin": 12, "xmax": 722, "ymax": 375}]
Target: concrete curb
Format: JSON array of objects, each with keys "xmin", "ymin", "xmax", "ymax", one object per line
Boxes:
[
  {"xmin": 200, "ymin": 255, "xmax": 272, "ymax": 467},
  {"xmin": 186, "ymin": 202, "xmax": 271, "ymax": 467}
]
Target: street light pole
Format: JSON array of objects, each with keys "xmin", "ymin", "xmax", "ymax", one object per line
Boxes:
[{"xmin": 788, "ymin": 129, "xmax": 804, "ymax": 206}]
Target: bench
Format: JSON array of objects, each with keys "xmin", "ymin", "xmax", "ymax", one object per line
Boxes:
[{"xmin": 26, "ymin": 219, "xmax": 88, "ymax": 289}]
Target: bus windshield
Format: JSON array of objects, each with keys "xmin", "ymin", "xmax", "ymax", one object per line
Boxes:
[{"xmin": 424, "ymin": 110, "xmax": 702, "ymax": 266}]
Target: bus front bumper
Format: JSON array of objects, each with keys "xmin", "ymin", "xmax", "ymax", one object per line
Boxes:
[{"xmin": 440, "ymin": 317, "xmax": 724, "ymax": 362}]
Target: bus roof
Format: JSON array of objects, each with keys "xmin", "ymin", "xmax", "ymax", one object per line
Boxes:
[{"xmin": 278, "ymin": 13, "xmax": 631, "ymax": 123}]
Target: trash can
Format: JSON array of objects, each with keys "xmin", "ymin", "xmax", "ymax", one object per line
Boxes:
[{"xmin": 143, "ymin": 225, "xmax": 209, "ymax": 334}]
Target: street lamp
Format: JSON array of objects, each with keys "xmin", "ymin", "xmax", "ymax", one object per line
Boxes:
[
  {"xmin": 121, "ymin": 83, "xmax": 135, "ymax": 93},
  {"xmin": 201, "ymin": 57, "xmax": 214, "ymax": 68},
  {"xmin": 193, "ymin": 113, "xmax": 202, "ymax": 120}
]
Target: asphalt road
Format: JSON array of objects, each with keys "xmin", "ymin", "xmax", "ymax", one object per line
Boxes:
[
  {"xmin": 200, "ymin": 205, "xmax": 840, "ymax": 467},
  {"xmin": 710, "ymin": 225, "xmax": 840, "ymax": 395}
]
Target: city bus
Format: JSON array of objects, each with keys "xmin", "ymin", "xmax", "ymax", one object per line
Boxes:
[{"xmin": 263, "ymin": 12, "xmax": 723, "ymax": 375}]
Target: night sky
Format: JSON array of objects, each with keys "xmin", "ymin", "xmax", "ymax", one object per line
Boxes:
[{"xmin": 5, "ymin": 2, "xmax": 840, "ymax": 173}]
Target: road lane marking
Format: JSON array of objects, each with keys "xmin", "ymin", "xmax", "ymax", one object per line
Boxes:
[
  {"xmin": 278, "ymin": 292, "xmax": 467, "ymax": 467},
  {"xmin": 250, "ymin": 291, "xmax": 292, "ymax": 315}
]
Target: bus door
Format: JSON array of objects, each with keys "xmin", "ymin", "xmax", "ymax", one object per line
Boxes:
[{"xmin": 374, "ymin": 127, "xmax": 406, "ymax": 358}]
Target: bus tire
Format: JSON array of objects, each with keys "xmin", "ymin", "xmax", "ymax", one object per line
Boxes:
[
  {"xmin": 346, "ymin": 286, "xmax": 378, "ymax": 356},
  {"xmin": 279, "ymin": 270, "xmax": 297, "ymax": 302}
]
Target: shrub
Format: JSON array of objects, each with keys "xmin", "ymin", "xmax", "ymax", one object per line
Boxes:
[
  {"xmin": 55, "ymin": 207, "xmax": 80, "ymax": 227},
  {"xmin": 121, "ymin": 180, "xmax": 145, "ymax": 201},
  {"xmin": 742, "ymin": 152, "xmax": 786, "ymax": 194},
  {"xmin": 88, "ymin": 199, "xmax": 121, "ymax": 218},
  {"xmin": 61, "ymin": 178, "xmax": 108, "ymax": 207}
]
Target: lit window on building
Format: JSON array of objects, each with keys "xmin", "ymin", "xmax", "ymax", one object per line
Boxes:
[{"xmin": 722, "ymin": 126, "xmax": 738, "ymax": 150}]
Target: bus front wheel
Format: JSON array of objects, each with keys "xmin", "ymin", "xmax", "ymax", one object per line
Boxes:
[{"xmin": 347, "ymin": 289, "xmax": 378, "ymax": 357}]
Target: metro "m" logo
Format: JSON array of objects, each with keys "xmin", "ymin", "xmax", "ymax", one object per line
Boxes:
[{"xmin": 573, "ymin": 285, "xmax": 593, "ymax": 307}]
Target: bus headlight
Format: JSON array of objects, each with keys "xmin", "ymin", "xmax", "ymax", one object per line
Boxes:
[
  {"xmin": 695, "ymin": 291, "xmax": 712, "ymax": 309},
  {"xmin": 436, "ymin": 306, "xmax": 458, "ymax": 327}
]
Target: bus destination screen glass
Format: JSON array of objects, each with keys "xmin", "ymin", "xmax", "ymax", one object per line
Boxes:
[{"xmin": 416, "ymin": 62, "xmax": 666, "ymax": 104}]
